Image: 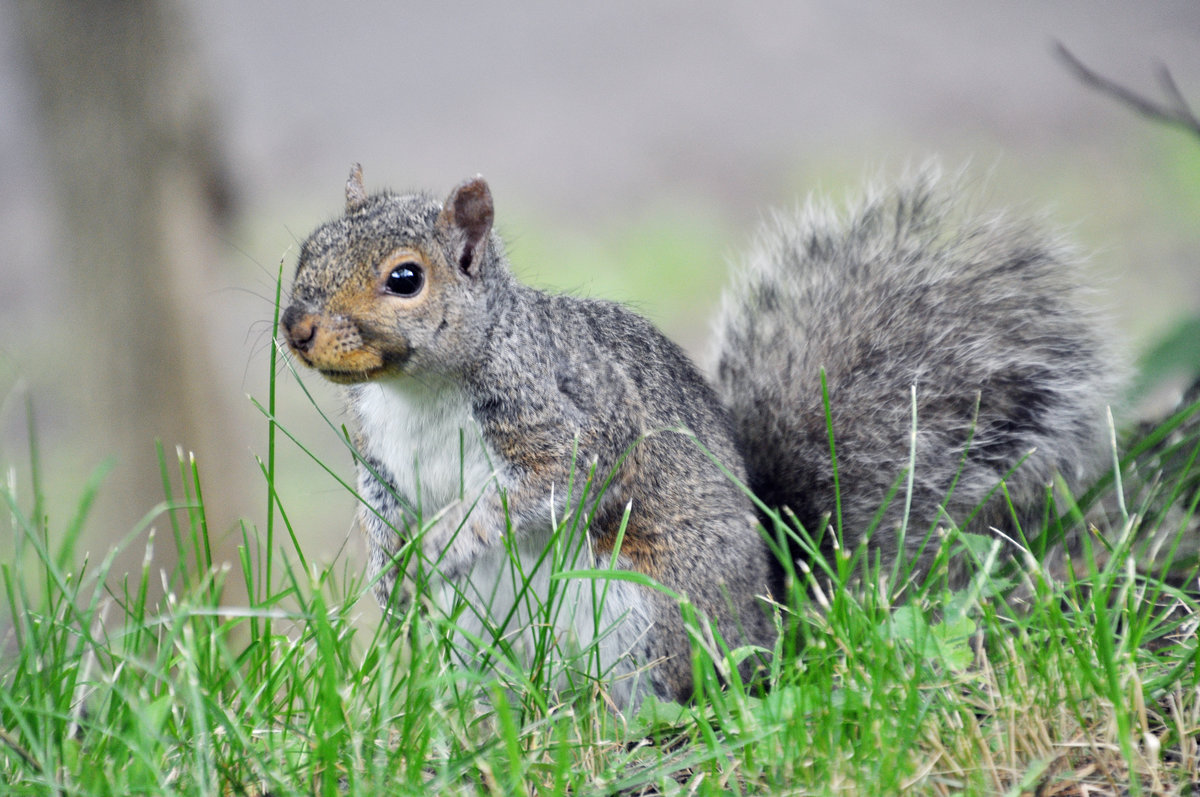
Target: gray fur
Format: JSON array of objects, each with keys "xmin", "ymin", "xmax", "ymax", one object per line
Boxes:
[
  {"xmin": 711, "ymin": 169, "xmax": 1124, "ymax": 584},
  {"xmin": 284, "ymin": 169, "xmax": 776, "ymax": 707},
  {"xmin": 283, "ymin": 165, "xmax": 1124, "ymax": 710}
]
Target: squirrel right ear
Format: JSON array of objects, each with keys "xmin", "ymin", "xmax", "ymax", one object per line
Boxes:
[
  {"xmin": 438, "ymin": 176, "xmax": 494, "ymax": 276},
  {"xmin": 346, "ymin": 163, "xmax": 368, "ymax": 213}
]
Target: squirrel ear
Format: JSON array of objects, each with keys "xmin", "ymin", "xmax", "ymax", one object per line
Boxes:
[
  {"xmin": 345, "ymin": 163, "xmax": 367, "ymax": 213},
  {"xmin": 438, "ymin": 176, "xmax": 494, "ymax": 275}
]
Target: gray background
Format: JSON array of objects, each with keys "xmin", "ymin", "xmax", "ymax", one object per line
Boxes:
[{"xmin": 1, "ymin": 1, "xmax": 1198, "ymax": 568}]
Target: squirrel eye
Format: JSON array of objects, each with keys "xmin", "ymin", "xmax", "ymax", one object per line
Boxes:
[{"xmin": 385, "ymin": 262, "xmax": 424, "ymax": 296}]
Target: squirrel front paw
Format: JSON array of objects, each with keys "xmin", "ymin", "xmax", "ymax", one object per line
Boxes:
[{"xmin": 416, "ymin": 501, "xmax": 503, "ymax": 582}]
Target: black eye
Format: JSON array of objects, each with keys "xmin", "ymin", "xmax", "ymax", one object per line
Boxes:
[{"xmin": 385, "ymin": 262, "xmax": 424, "ymax": 296}]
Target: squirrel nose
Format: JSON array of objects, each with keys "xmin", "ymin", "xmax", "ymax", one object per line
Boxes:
[{"xmin": 281, "ymin": 306, "xmax": 317, "ymax": 353}]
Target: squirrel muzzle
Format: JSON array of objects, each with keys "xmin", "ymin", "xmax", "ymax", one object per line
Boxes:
[{"xmin": 281, "ymin": 304, "xmax": 393, "ymax": 384}]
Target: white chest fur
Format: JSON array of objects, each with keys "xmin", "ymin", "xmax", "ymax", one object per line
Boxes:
[
  {"xmin": 351, "ymin": 378, "xmax": 496, "ymax": 513},
  {"xmin": 350, "ymin": 378, "xmax": 653, "ymax": 709}
]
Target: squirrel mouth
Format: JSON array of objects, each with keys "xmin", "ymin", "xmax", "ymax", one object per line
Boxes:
[
  {"xmin": 316, "ymin": 351, "xmax": 409, "ymax": 384},
  {"xmin": 317, "ymin": 366, "xmax": 387, "ymax": 385},
  {"xmin": 285, "ymin": 349, "xmax": 384, "ymax": 384}
]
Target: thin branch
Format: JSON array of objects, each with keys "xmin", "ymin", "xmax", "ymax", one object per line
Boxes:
[
  {"xmin": 1054, "ymin": 41, "xmax": 1200, "ymax": 138},
  {"xmin": 1155, "ymin": 64, "xmax": 1200, "ymax": 131}
]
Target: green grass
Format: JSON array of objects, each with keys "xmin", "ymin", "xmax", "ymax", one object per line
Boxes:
[{"xmin": 1, "ymin": 294, "xmax": 1198, "ymax": 796}]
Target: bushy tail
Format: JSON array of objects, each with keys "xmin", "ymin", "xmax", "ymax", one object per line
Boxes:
[{"xmin": 710, "ymin": 168, "xmax": 1126, "ymax": 579}]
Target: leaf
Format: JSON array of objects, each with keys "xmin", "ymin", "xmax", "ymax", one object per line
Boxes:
[{"xmin": 887, "ymin": 605, "xmax": 976, "ymax": 672}]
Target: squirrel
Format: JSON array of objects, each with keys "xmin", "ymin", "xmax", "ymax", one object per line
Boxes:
[{"xmin": 281, "ymin": 164, "xmax": 1123, "ymax": 711}]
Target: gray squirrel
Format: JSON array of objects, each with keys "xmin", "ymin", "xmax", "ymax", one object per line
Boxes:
[{"xmin": 281, "ymin": 164, "xmax": 1122, "ymax": 710}]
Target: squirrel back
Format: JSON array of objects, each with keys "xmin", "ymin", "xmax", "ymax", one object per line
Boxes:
[{"xmin": 712, "ymin": 170, "xmax": 1124, "ymax": 582}]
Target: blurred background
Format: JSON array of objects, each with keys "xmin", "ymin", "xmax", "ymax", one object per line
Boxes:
[{"xmin": 1, "ymin": 1, "xmax": 1198, "ymax": 591}]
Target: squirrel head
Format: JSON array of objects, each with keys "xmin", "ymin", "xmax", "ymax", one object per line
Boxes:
[{"xmin": 281, "ymin": 165, "xmax": 507, "ymax": 384}]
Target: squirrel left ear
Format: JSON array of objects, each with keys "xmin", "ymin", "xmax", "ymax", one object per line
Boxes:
[
  {"xmin": 439, "ymin": 176, "xmax": 494, "ymax": 275},
  {"xmin": 346, "ymin": 163, "xmax": 367, "ymax": 213}
]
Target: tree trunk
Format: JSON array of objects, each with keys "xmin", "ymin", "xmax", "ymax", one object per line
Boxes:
[{"xmin": 12, "ymin": 0, "xmax": 251, "ymax": 580}]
